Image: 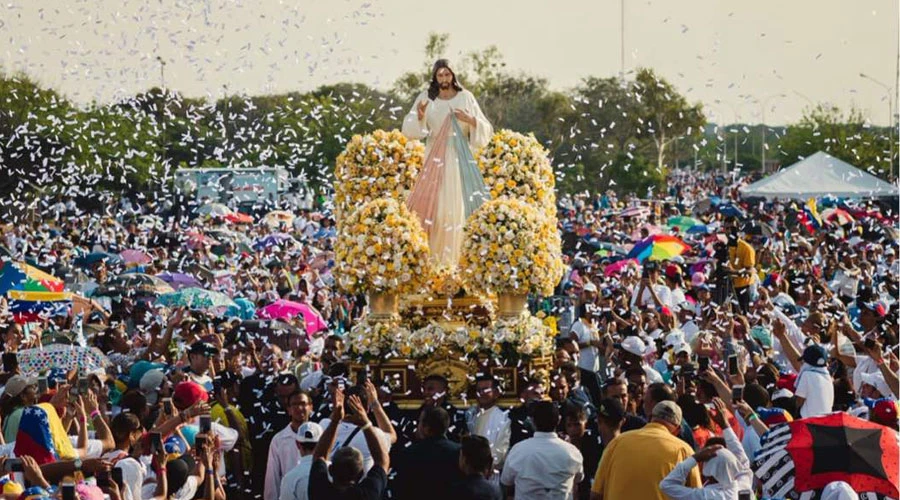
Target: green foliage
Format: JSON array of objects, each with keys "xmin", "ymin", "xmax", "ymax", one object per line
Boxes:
[{"xmin": 776, "ymin": 104, "xmax": 894, "ymax": 177}]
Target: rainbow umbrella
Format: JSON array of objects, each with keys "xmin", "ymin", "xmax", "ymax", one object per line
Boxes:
[
  {"xmin": 627, "ymin": 235, "xmax": 690, "ymax": 262},
  {"xmin": 0, "ymin": 262, "xmax": 65, "ymax": 295}
]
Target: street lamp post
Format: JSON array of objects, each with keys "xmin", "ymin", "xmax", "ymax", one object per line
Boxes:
[
  {"xmin": 860, "ymin": 73, "xmax": 895, "ymax": 179},
  {"xmin": 758, "ymin": 93, "xmax": 786, "ymax": 174}
]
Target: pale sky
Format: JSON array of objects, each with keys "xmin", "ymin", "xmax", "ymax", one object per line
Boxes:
[{"xmin": 1, "ymin": 0, "xmax": 897, "ymax": 126}]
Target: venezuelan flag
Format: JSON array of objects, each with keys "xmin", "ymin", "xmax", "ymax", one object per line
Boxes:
[
  {"xmin": 0, "ymin": 262, "xmax": 64, "ymax": 295},
  {"xmin": 14, "ymin": 403, "xmax": 76, "ymax": 465},
  {"xmin": 798, "ymin": 198, "xmax": 822, "ymax": 233},
  {"xmin": 7, "ymin": 291, "xmax": 72, "ymax": 323}
]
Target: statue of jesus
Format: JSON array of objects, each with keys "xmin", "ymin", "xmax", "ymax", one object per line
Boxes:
[{"xmin": 403, "ymin": 59, "xmax": 494, "ymax": 268}]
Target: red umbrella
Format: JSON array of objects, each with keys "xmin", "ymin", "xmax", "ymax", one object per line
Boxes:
[
  {"xmin": 753, "ymin": 412, "xmax": 899, "ymax": 499},
  {"xmin": 224, "ymin": 212, "xmax": 253, "ymax": 224}
]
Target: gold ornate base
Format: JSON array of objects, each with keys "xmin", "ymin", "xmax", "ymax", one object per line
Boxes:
[
  {"xmin": 400, "ymin": 294, "xmax": 493, "ymax": 330},
  {"xmin": 351, "ymin": 351, "xmax": 553, "ymax": 410}
]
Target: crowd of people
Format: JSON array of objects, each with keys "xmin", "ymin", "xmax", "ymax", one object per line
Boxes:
[{"xmin": 0, "ymin": 168, "xmax": 896, "ymax": 500}]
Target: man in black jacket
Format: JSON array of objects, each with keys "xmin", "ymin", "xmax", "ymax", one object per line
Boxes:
[{"xmin": 392, "ymin": 407, "xmax": 462, "ymax": 500}]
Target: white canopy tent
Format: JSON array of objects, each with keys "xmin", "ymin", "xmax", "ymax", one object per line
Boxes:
[{"xmin": 740, "ymin": 151, "xmax": 899, "ymax": 200}]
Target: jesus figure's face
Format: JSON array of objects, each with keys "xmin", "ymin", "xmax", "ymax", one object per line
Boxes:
[{"xmin": 436, "ymin": 67, "xmax": 454, "ymax": 89}]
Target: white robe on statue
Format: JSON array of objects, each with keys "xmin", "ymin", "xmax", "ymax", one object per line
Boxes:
[{"xmin": 402, "ymin": 89, "xmax": 493, "ymax": 267}]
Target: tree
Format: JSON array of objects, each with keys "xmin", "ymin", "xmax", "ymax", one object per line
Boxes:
[
  {"xmin": 776, "ymin": 104, "xmax": 894, "ymax": 178},
  {"xmin": 631, "ymin": 68, "xmax": 706, "ymax": 174}
]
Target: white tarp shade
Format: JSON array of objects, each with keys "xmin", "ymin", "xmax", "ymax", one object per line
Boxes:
[{"xmin": 740, "ymin": 151, "xmax": 899, "ymax": 200}]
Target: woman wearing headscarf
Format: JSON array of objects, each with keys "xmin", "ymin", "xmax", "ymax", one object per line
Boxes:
[{"xmin": 659, "ymin": 399, "xmax": 753, "ymax": 499}]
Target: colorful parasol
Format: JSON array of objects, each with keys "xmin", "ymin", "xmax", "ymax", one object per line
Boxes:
[
  {"xmin": 155, "ymin": 287, "xmax": 236, "ymax": 312},
  {"xmin": 253, "ymin": 233, "xmax": 296, "ymax": 250},
  {"xmin": 156, "ymin": 272, "xmax": 202, "ymax": 290},
  {"xmin": 0, "ymin": 262, "xmax": 65, "ymax": 295},
  {"xmin": 257, "ymin": 299, "xmax": 327, "ymax": 335},
  {"xmin": 119, "ymin": 249, "xmax": 153, "ymax": 265},
  {"xmin": 604, "ymin": 259, "xmax": 639, "ymax": 277},
  {"xmin": 224, "ymin": 212, "xmax": 254, "ymax": 224},
  {"xmin": 73, "ymin": 252, "xmax": 123, "ymax": 269},
  {"xmin": 7, "ymin": 291, "xmax": 72, "ymax": 323},
  {"xmin": 16, "ymin": 345, "xmax": 110, "ymax": 376},
  {"xmin": 262, "ymin": 210, "xmax": 295, "ymax": 227},
  {"xmin": 197, "ymin": 203, "xmax": 233, "ymax": 217},
  {"xmin": 626, "ymin": 235, "xmax": 690, "ymax": 262},
  {"xmin": 618, "ymin": 206, "xmax": 651, "ymax": 218},
  {"xmin": 752, "ymin": 412, "xmax": 899, "ymax": 499},
  {"xmin": 667, "ymin": 216, "xmax": 703, "ymax": 232},
  {"xmin": 94, "ymin": 273, "xmax": 174, "ymax": 297}
]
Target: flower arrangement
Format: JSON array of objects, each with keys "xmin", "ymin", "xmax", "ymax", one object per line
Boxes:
[
  {"xmin": 476, "ymin": 129, "xmax": 556, "ymax": 216},
  {"xmin": 346, "ymin": 317, "xmax": 411, "ymax": 362},
  {"xmin": 424, "ymin": 264, "xmax": 463, "ymax": 297},
  {"xmin": 334, "ymin": 198, "xmax": 431, "ymax": 295},
  {"xmin": 403, "ymin": 313, "xmax": 554, "ymax": 362},
  {"xmin": 459, "ymin": 198, "xmax": 565, "ymax": 296},
  {"xmin": 492, "ymin": 314, "xmax": 556, "ymax": 359},
  {"xmin": 334, "ymin": 129, "xmax": 424, "ymax": 222}
]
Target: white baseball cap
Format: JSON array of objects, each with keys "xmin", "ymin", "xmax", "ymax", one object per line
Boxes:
[
  {"xmin": 295, "ymin": 422, "xmax": 323, "ymax": 444},
  {"xmin": 617, "ymin": 336, "xmax": 648, "ymax": 357}
]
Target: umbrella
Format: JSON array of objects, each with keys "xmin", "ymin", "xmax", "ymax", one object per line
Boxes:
[
  {"xmin": 73, "ymin": 252, "xmax": 123, "ymax": 269},
  {"xmin": 120, "ymin": 249, "xmax": 153, "ymax": 265},
  {"xmin": 618, "ymin": 206, "xmax": 651, "ymax": 218},
  {"xmin": 627, "ymin": 235, "xmax": 690, "ymax": 262},
  {"xmin": 224, "ymin": 212, "xmax": 254, "ymax": 224},
  {"xmin": 257, "ymin": 299, "xmax": 328, "ymax": 335},
  {"xmin": 752, "ymin": 413, "xmax": 899, "ymax": 500},
  {"xmin": 821, "ymin": 208, "xmax": 855, "ymax": 226},
  {"xmin": 225, "ymin": 297, "xmax": 257, "ymax": 320},
  {"xmin": 184, "ymin": 231, "xmax": 220, "ymax": 250},
  {"xmin": 593, "ymin": 242, "xmax": 629, "ymax": 257},
  {"xmin": 691, "ymin": 196, "xmax": 722, "ymax": 215},
  {"xmin": 718, "ymin": 203, "xmax": 746, "ymax": 219},
  {"xmin": 95, "ymin": 273, "xmax": 174, "ymax": 297},
  {"xmin": 155, "ymin": 287, "xmax": 236, "ymax": 312},
  {"xmin": 156, "ymin": 272, "xmax": 202, "ymax": 290},
  {"xmin": 230, "ymin": 319, "xmax": 307, "ymax": 354},
  {"xmin": 667, "ymin": 216, "xmax": 702, "ymax": 232},
  {"xmin": 604, "ymin": 259, "xmax": 639, "ymax": 277},
  {"xmin": 0, "ymin": 262, "xmax": 65, "ymax": 294},
  {"xmin": 197, "ymin": 203, "xmax": 233, "ymax": 217},
  {"xmin": 253, "ymin": 233, "xmax": 296, "ymax": 250},
  {"xmin": 262, "ymin": 210, "xmax": 296, "ymax": 227},
  {"xmin": 686, "ymin": 224, "xmax": 712, "ymax": 234},
  {"xmin": 742, "ymin": 221, "xmax": 775, "ymax": 238},
  {"xmin": 16, "ymin": 345, "xmax": 109, "ymax": 376}
]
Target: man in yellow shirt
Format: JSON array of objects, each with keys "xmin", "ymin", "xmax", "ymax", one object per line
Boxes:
[
  {"xmin": 726, "ymin": 223, "xmax": 757, "ymax": 313},
  {"xmin": 590, "ymin": 401, "xmax": 700, "ymax": 500}
]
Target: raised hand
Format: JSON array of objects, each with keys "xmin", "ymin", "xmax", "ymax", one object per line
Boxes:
[{"xmin": 417, "ymin": 99, "xmax": 428, "ymax": 121}]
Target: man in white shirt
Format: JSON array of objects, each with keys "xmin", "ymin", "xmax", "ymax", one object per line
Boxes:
[
  {"xmin": 795, "ymin": 345, "xmax": 834, "ymax": 418},
  {"xmin": 570, "ymin": 284, "xmax": 601, "ymax": 373},
  {"xmin": 316, "ymin": 387, "xmax": 393, "ymax": 473},
  {"xmin": 501, "ymin": 401, "xmax": 583, "ymax": 500},
  {"xmin": 631, "ymin": 262, "xmax": 673, "ymax": 310},
  {"xmin": 278, "ymin": 422, "xmax": 322, "ymax": 500},
  {"xmin": 265, "ymin": 391, "xmax": 313, "ymax": 500},
  {"xmin": 466, "ymin": 375, "xmax": 511, "ymax": 478}
]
